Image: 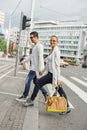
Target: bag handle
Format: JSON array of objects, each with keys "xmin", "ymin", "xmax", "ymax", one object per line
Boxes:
[{"xmin": 53, "ymin": 84, "xmax": 62, "ymax": 96}]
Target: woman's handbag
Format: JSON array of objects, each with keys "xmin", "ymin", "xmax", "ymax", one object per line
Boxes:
[{"xmin": 46, "ymin": 85, "xmax": 67, "ymax": 113}]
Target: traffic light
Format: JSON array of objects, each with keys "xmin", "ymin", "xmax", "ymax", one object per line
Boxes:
[{"xmin": 22, "ymin": 15, "xmax": 31, "ymax": 30}]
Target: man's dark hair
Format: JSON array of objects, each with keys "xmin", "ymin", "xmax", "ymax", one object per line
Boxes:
[{"xmin": 30, "ymin": 31, "xmax": 39, "ymax": 38}]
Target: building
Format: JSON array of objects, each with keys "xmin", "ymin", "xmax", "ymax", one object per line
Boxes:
[
  {"xmin": 33, "ymin": 21, "xmax": 87, "ymax": 58},
  {"xmin": 0, "ymin": 10, "xmax": 5, "ymax": 33},
  {"xmin": 9, "ymin": 27, "xmax": 20, "ymax": 43}
]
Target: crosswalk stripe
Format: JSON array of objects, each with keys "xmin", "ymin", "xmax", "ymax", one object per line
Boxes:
[
  {"xmin": 68, "ymin": 101, "xmax": 74, "ymax": 109},
  {"xmin": 61, "ymin": 76, "xmax": 87, "ymax": 103},
  {"xmin": 0, "ymin": 64, "xmax": 9, "ymax": 69},
  {"xmin": 82, "ymin": 76, "xmax": 87, "ymax": 81},
  {"xmin": 0, "ymin": 69, "xmax": 14, "ymax": 79},
  {"xmin": 71, "ymin": 77, "xmax": 87, "ymax": 87}
]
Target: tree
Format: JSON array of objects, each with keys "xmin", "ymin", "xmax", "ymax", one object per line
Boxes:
[{"xmin": 0, "ymin": 38, "xmax": 6, "ymax": 52}]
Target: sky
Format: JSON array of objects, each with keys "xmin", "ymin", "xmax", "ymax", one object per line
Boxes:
[{"xmin": 0, "ymin": 0, "xmax": 87, "ymax": 29}]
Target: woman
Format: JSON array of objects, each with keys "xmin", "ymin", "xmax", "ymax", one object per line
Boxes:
[{"xmin": 23, "ymin": 35, "xmax": 71, "ymax": 114}]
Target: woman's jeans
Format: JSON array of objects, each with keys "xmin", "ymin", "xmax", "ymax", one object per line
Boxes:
[
  {"xmin": 31, "ymin": 72, "xmax": 69, "ymax": 107},
  {"xmin": 23, "ymin": 70, "xmax": 47, "ymax": 97}
]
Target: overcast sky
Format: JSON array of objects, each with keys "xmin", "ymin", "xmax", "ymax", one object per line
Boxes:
[{"xmin": 0, "ymin": 0, "xmax": 87, "ymax": 28}]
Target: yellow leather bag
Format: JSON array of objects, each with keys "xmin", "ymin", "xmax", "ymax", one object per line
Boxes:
[{"xmin": 46, "ymin": 96, "xmax": 67, "ymax": 113}]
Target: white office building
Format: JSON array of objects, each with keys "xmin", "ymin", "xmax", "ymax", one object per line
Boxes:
[
  {"xmin": 33, "ymin": 21, "xmax": 87, "ymax": 58},
  {"xmin": 9, "ymin": 27, "xmax": 19, "ymax": 43}
]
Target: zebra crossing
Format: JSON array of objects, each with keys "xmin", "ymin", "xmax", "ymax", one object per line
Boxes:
[
  {"xmin": 70, "ymin": 77, "xmax": 87, "ymax": 87},
  {"xmin": 0, "ymin": 61, "xmax": 87, "ymax": 111},
  {"xmin": 81, "ymin": 76, "xmax": 87, "ymax": 81},
  {"xmin": 47, "ymin": 75, "xmax": 87, "ymax": 109},
  {"xmin": 61, "ymin": 75, "xmax": 87, "ymax": 109},
  {"xmin": 0, "ymin": 61, "xmax": 15, "ymax": 79}
]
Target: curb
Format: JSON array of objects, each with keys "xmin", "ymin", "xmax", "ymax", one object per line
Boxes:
[{"xmin": 22, "ymin": 99, "xmax": 39, "ymax": 130}]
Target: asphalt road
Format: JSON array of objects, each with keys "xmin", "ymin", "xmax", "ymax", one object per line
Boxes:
[{"xmin": 38, "ymin": 65, "xmax": 87, "ymax": 130}]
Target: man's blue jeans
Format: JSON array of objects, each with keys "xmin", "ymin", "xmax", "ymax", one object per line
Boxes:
[{"xmin": 23, "ymin": 70, "xmax": 47, "ymax": 97}]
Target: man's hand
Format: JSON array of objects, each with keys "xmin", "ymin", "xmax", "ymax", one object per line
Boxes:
[{"xmin": 57, "ymin": 80, "xmax": 62, "ymax": 87}]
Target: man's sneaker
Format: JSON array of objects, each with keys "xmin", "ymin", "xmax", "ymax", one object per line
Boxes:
[
  {"xmin": 16, "ymin": 95, "xmax": 27, "ymax": 102},
  {"xmin": 59, "ymin": 107, "xmax": 71, "ymax": 115},
  {"xmin": 22, "ymin": 98, "xmax": 34, "ymax": 107}
]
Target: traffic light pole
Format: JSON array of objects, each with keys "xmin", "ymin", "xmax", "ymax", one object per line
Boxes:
[
  {"xmin": 25, "ymin": 0, "xmax": 35, "ymax": 55},
  {"xmin": 14, "ymin": 12, "xmax": 23, "ymax": 76},
  {"xmin": 23, "ymin": 0, "xmax": 35, "ymax": 70}
]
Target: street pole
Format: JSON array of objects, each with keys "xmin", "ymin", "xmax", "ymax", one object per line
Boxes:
[
  {"xmin": 24, "ymin": 0, "xmax": 35, "ymax": 70},
  {"xmin": 14, "ymin": 12, "xmax": 23, "ymax": 76},
  {"xmin": 30, "ymin": 0, "xmax": 35, "ymax": 32},
  {"xmin": 25, "ymin": 0, "xmax": 35, "ymax": 52},
  {"xmin": 6, "ymin": 0, "xmax": 22, "ymax": 59}
]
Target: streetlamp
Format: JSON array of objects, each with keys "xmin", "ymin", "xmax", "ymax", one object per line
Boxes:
[
  {"xmin": 24, "ymin": 0, "xmax": 35, "ymax": 70},
  {"xmin": 6, "ymin": 0, "xmax": 22, "ymax": 59},
  {"xmin": 29, "ymin": 0, "xmax": 35, "ymax": 32}
]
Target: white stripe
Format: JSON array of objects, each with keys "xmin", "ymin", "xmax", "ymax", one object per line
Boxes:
[
  {"xmin": 6, "ymin": 75, "xmax": 25, "ymax": 80},
  {"xmin": 18, "ymin": 71, "xmax": 28, "ymax": 74},
  {"xmin": 61, "ymin": 76, "xmax": 87, "ymax": 103},
  {"xmin": 0, "ymin": 91, "xmax": 20, "ymax": 97},
  {"xmin": 82, "ymin": 76, "xmax": 87, "ymax": 81},
  {"xmin": 0, "ymin": 64, "xmax": 9, "ymax": 69},
  {"xmin": 71, "ymin": 77, "xmax": 87, "ymax": 87},
  {"xmin": 0, "ymin": 69, "xmax": 14, "ymax": 79},
  {"xmin": 0, "ymin": 64, "xmax": 14, "ymax": 73},
  {"xmin": 68, "ymin": 101, "xmax": 74, "ymax": 109}
]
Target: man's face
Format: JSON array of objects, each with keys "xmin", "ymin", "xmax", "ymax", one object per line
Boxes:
[{"xmin": 30, "ymin": 35, "xmax": 37, "ymax": 43}]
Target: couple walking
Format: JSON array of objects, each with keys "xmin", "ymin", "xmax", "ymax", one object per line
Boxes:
[{"xmin": 16, "ymin": 31, "xmax": 71, "ymax": 114}]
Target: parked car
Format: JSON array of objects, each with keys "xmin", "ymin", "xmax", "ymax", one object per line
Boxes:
[
  {"xmin": 82, "ymin": 60, "xmax": 87, "ymax": 68},
  {"xmin": 60, "ymin": 59, "xmax": 69, "ymax": 68}
]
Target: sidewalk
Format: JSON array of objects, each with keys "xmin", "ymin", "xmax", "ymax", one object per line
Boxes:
[{"xmin": 0, "ymin": 66, "xmax": 39, "ymax": 130}]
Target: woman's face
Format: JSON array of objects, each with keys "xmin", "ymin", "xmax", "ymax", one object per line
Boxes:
[{"xmin": 50, "ymin": 36, "xmax": 58, "ymax": 48}]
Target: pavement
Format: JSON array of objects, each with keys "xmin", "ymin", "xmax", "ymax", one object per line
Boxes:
[{"xmin": 0, "ymin": 57, "xmax": 39, "ymax": 130}]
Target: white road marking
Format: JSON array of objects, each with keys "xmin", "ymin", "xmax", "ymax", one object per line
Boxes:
[
  {"xmin": 71, "ymin": 77, "xmax": 87, "ymax": 87},
  {"xmin": 0, "ymin": 64, "xmax": 9, "ymax": 69},
  {"xmin": 6, "ymin": 75, "xmax": 25, "ymax": 80},
  {"xmin": 61, "ymin": 76, "xmax": 87, "ymax": 103},
  {"xmin": 68, "ymin": 101, "xmax": 74, "ymax": 109},
  {"xmin": 0, "ymin": 91, "xmax": 20, "ymax": 97},
  {"xmin": 0, "ymin": 69, "xmax": 14, "ymax": 79},
  {"xmin": 0, "ymin": 64, "xmax": 14, "ymax": 73},
  {"xmin": 18, "ymin": 71, "xmax": 28, "ymax": 74},
  {"xmin": 82, "ymin": 76, "xmax": 87, "ymax": 81}
]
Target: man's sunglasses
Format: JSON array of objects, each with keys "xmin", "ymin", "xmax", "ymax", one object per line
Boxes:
[{"xmin": 30, "ymin": 36, "xmax": 35, "ymax": 39}]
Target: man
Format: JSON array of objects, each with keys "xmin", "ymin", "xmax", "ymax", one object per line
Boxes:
[{"xmin": 16, "ymin": 31, "xmax": 48, "ymax": 102}]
